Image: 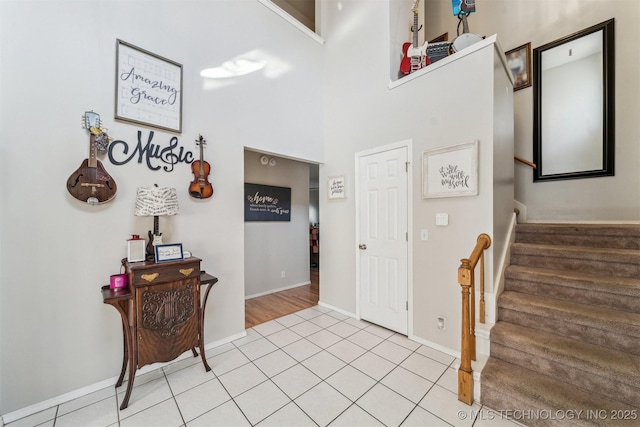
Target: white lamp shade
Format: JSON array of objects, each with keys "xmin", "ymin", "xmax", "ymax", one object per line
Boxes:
[{"xmin": 134, "ymin": 187, "xmax": 179, "ymax": 216}]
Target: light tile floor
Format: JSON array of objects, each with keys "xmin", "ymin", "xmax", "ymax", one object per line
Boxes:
[{"xmin": 7, "ymin": 306, "xmax": 523, "ymax": 427}]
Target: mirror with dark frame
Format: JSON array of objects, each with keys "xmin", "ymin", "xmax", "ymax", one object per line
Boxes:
[{"xmin": 533, "ymin": 19, "xmax": 615, "ymax": 182}]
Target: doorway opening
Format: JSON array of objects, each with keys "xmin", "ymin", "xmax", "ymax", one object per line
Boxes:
[{"xmin": 244, "ymin": 151, "xmax": 320, "ymax": 328}]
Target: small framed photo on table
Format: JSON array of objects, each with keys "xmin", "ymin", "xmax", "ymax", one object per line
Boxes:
[
  {"xmin": 127, "ymin": 239, "xmax": 146, "ymax": 263},
  {"xmin": 155, "ymin": 243, "xmax": 184, "ymax": 263}
]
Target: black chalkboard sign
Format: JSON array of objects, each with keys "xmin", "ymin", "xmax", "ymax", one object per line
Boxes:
[{"xmin": 244, "ymin": 183, "xmax": 291, "ymax": 222}]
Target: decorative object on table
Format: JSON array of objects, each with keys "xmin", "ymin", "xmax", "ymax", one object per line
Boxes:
[
  {"xmin": 422, "ymin": 140, "xmax": 478, "ymax": 198},
  {"xmin": 506, "ymin": 42, "xmax": 532, "ymax": 91},
  {"xmin": 134, "ymin": 185, "xmax": 179, "ymax": 261},
  {"xmin": 127, "ymin": 234, "xmax": 146, "ymax": 263},
  {"xmin": 109, "ymin": 273, "xmax": 127, "ymax": 289},
  {"xmin": 400, "ymin": 0, "xmax": 430, "ymax": 75},
  {"xmin": 189, "ymin": 135, "xmax": 213, "ymax": 199},
  {"xmin": 450, "ymin": 0, "xmax": 482, "ymax": 53},
  {"xmin": 66, "ymin": 111, "xmax": 118, "ymax": 205},
  {"xmin": 115, "ymin": 39, "xmax": 183, "ymax": 133},
  {"xmin": 155, "ymin": 243, "xmax": 184, "ymax": 263}
]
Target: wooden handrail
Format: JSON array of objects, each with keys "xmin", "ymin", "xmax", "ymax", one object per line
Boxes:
[
  {"xmin": 514, "ymin": 155, "xmax": 536, "ymax": 169},
  {"xmin": 457, "ymin": 233, "xmax": 491, "ymax": 405}
]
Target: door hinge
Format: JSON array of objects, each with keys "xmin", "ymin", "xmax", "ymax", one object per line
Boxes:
[
  {"xmin": 406, "ymin": 231, "xmax": 408, "ymax": 241},
  {"xmin": 406, "ymin": 301, "xmax": 408, "ymax": 310},
  {"xmin": 405, "ymin": 161, "xmax": 410, "ymax": 172}
]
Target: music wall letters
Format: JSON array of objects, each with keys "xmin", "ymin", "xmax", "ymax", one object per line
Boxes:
[{"xmin": 108, "ymin": 130, "xmax": 194, "ymax": 172}]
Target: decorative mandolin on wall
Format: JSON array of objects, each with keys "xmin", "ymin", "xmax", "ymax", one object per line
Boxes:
[{"xmin": 66, "ymin": 111, "xmax": 117, "ymax": 205}]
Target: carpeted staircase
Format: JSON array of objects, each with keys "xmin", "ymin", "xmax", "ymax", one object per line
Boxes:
[{"xmin": 481, "ymin": 223, "xmax": 640, "ymax": 427}]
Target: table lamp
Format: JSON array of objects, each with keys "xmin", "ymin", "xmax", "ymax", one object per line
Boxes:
[{"xmin": 134, "ymin": 185, "xmax": 179, "ymax": 261}]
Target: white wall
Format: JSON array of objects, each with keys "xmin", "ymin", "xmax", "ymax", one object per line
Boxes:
[
  {"xmin": 0, "ymin": 0, "xmax": 323, "ymax": 415},
  {"xmin": 321, "ymin": 0, "xmax": 513, "ymax": 351},
  {"xmin": 244, "ymin": 151, "xmax": 311, "ymax": 297},
  {"xmin": 424, "ymin": 0, "xmax": 640, "ymax": 222}
]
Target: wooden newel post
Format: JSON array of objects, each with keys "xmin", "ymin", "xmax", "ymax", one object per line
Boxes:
[{"xmin": 458, "ymin": 258, "xmax": 474, "ymax": 405}]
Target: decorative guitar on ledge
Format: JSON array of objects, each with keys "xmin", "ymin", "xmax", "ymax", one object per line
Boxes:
[
  {"xmin": 400, "ymin": 0, "xmax": 430, "ymax": 75},
  {"xmin": 66, "ymin": 111, "xmax": 117, "ymax": 205},
  {"xmin": 189, "ymin": 134, "xmax": 213, "ymax": 199}
]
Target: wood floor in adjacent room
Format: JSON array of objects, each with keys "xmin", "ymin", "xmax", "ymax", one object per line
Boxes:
[{"xmin": 245, "ymin": 268, "xmax": 319, "ymax": 329}]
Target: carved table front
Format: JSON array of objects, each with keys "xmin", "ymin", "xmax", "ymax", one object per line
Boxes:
[{"xmin": 101, "ymin": 257, "xmax": 218, "ymax": 410}]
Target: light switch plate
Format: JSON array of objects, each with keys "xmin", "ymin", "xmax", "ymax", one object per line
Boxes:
[{"xmin": 436, "ymin": 213, "xmax": 449, "ymax": 226}]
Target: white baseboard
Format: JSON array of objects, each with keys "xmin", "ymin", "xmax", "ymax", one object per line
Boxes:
[
  {"xmin": 245, "ymin": 281, "xmax": 311, "ymax": 300},
  {"xmin": 317, "ymin": 300, "xmax": 356, "ymax": 319},
  {"xmin": 408, "ymin": 335, "xmax": 460, "ymax": 360},
  {"xmin": 0, "ymin": 331, "xmax": 247, "ymax": 425}
]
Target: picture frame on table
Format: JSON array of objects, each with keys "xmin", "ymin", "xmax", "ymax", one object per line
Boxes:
[
  {"xmin": 155, "ymin": 243, "xmax": 184, "ymax": 263},
  {"xmin": 127, "ymin": 239, "xmax": 146, "ymax": 263},
  {"xmin": 115, "ymin": 39, "xmax": 183, "ymax": 133},
  {"xmin": 506, "ymin": 42, "xmax": 532, "ymax": 91}
]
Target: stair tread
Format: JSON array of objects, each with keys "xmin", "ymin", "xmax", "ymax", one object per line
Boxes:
[
  {"xmin": 499, "ymin": 291, "xmax": 640, "ymax": 337},
  {"xmin": 512, "ymin": 242, "xmax": 640, "ymax": 259},
  {"xmin": 516, "ymin": 223, "xmax": 640, "ymax": 235},
  {"xmin": 482, "ymin": 358, "xmax": 640, "ymax": 421},
  {"xmin": 491, "ymin": 322, "xmax": 640, "ymax": 385},
  {"xmin": 506, "ymin": 265, "xmax": 640, "ymax": 296}
]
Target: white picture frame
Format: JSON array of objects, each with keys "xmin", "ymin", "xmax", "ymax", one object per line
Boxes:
[
  {"xmin": 127, "ymin": 239, "xmax": 146, "ymax": 263},
  {"xmin": 422, "ymin": 140, "xmax": 479, "ymax": 198},
  {"xmin": 115, "ymin": 39, "xmax": 183, "ymax": 133},
  {"xmin": 155, "ymin": 243, "xmax": 184, "ymax": 263},
  {"xmin": 328, "ymin": 175, "xmax": 346, "ymax": 199}
]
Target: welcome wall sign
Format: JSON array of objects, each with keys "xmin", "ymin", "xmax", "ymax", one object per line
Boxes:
[{"xmin": 115, "ymin": 39, "xmax": 183, "ymax": 133}]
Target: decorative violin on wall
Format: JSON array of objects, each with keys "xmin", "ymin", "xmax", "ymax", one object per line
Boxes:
[
  {"xmin": 66, "ymin": 111, "xmax": 117, "ymax": 205},
  {"xmin": 189, "ymin": 134, "xmax": 213, "ymax": 199}
]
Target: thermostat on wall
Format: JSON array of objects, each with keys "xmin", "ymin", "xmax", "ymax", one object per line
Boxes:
[{"xmin": 436, "ymin": 213, "xmax": 449, "ymax": 226}]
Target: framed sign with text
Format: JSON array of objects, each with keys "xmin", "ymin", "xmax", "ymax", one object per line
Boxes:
[
  {"xmin": 328, "ymin": 176, "xmax": 345, "ymax": 199},
  {"xmin": 244, "ymin": 183, "xmax": 291, "ymax": 222},
  {"xmin": 422, "ymin": 140, "xmax": 478, "ymax": 198},
  {"xmin": 155, "ymin": 243, "xmax": 184, "ymax": 263},
  {"xmin": 115, "ymin": 39, "xmax": 183, "ymax": 133}
]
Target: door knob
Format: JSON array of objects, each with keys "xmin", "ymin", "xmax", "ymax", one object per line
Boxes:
[{"xmin": 358, "ymin": 244, "xmax": 367, "ymax": 250}]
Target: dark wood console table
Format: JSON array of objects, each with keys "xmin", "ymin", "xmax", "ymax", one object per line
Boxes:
[{"xmin": 101, "ymin": 257, "xmax": 218, "ymax": 410}]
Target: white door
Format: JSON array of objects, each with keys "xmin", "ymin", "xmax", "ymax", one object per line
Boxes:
[{"xmin": 357, "ymin": 145, "xmax": 409, "ymax": 335}]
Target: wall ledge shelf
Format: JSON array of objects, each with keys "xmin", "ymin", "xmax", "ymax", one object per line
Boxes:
[{"xmin": 389, "ymin": 35, "xmax": 512, "ymax": 90}]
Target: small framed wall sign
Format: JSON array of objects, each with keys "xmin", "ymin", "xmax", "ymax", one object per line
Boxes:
[
  {"xmin": 115, "ymin": 39, "xmax": 183, "ymax": 133},
  {"xmin": 422, "ymin": 140, "xmax": 479, "ymax": 198},
  {"xmin": 155, "ymin": 243, "xmax": 184, "ymax": 263},
  {"xmin": 328, "ymin": 175, "xmax": 346, "ymax": 199}
]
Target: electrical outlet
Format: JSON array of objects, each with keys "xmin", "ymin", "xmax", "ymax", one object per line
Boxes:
[
  {"xmin": 437, "ymin": 317, "xmax": 445, "ymax": 330},
  {"xmin": 281, "ymin": 270, "xmax": 286, "ymax": 278},
  {"xmin": 420, "ymin": 229, "xmax": 428, "ymax": 241}
]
